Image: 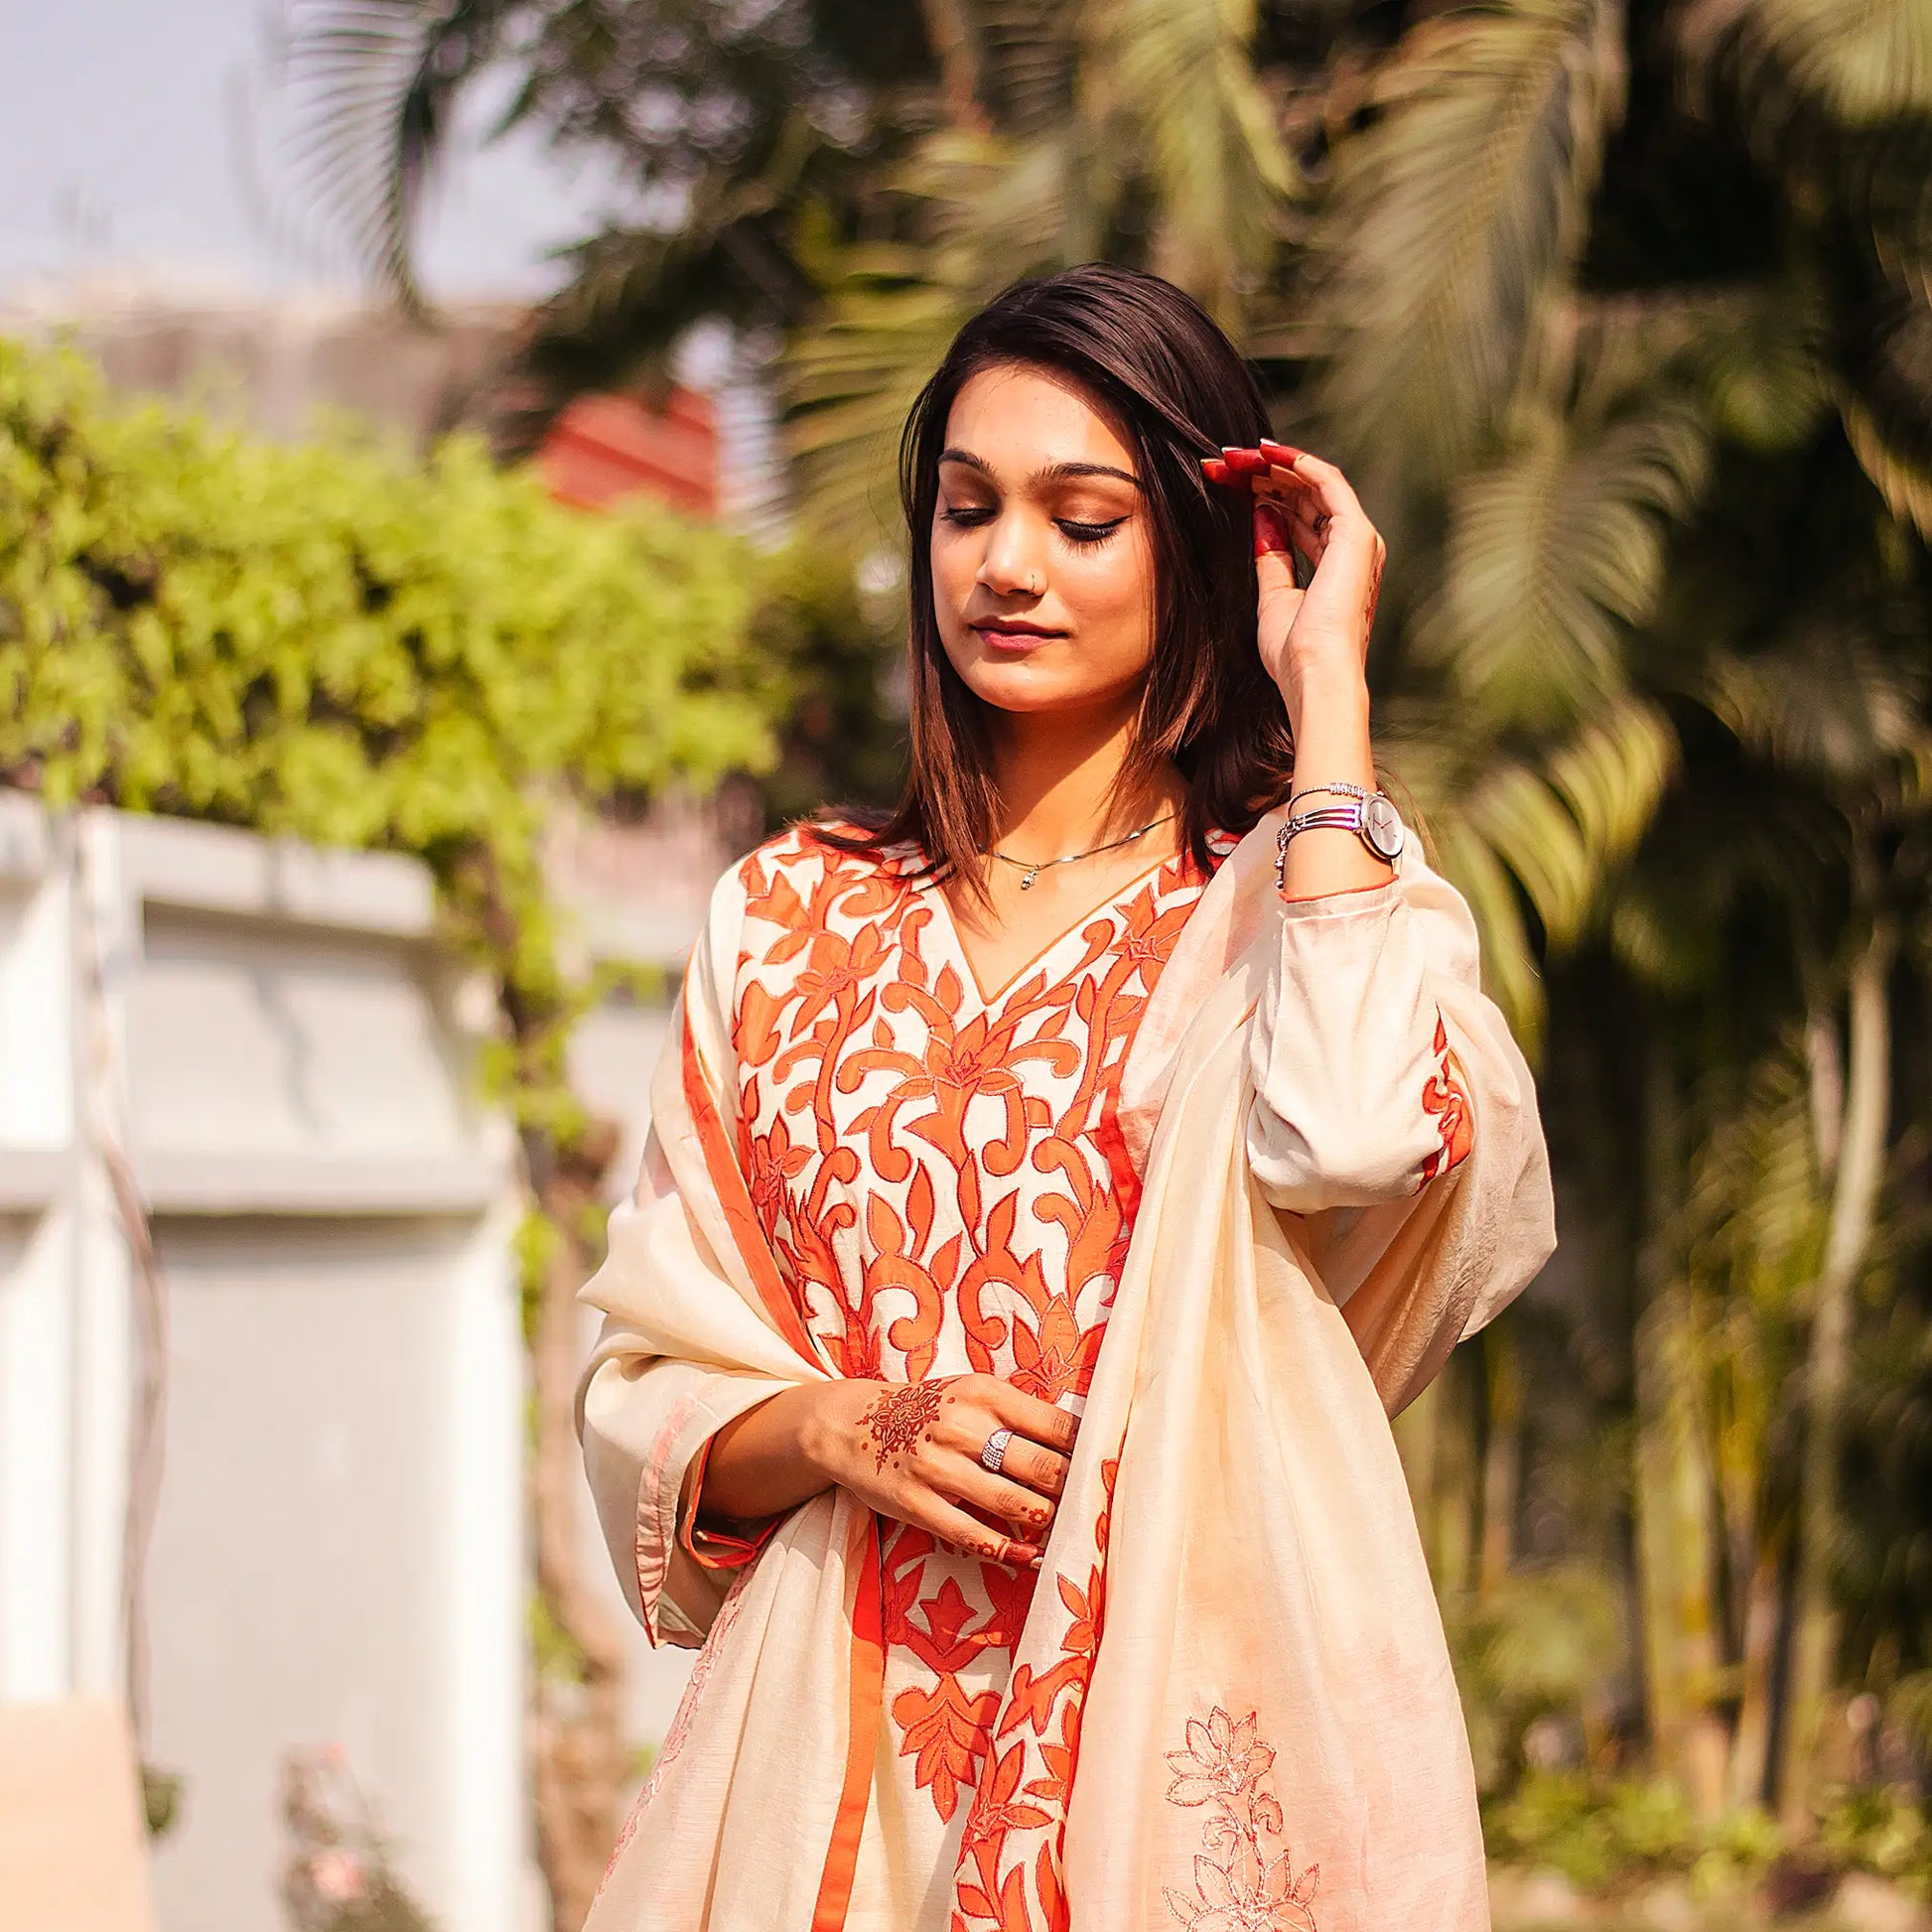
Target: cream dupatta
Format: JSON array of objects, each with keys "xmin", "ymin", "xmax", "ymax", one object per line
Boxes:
[{"xmin": 577, "ymin": 807, "xmax": 1557, "ymax": 1931}]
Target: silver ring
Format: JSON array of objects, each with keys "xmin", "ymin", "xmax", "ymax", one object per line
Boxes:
[{"xmin": 979, "ymin": 1428, "xmax": 1013, "ymax": 1474}]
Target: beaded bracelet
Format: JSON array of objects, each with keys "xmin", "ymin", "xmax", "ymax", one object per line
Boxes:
[{"xmin": 1285, "ymin": 779, "xmax": 1372, "ymax": 813}]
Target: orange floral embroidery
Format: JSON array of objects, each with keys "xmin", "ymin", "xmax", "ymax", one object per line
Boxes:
[
  {"xmin": 731, "ymin": 826, "xmax": 1233, "ymax": 1880},
  {"xmin": 1163, "ymin": 1708, "xmax": 1317, "ymax": 1932},
  {"xmin": 1418, "ymin": 1013, "xmax": 1474, "ymax": 1185}
]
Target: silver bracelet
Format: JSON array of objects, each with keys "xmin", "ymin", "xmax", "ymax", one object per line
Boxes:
[
  {"xmin": 1285, "ymin": 780, "xmax": 1371, "ymax": 813},
  {"xmin": 1274, "ymin": 806, "xmax": 1363, "ymax": 887}
]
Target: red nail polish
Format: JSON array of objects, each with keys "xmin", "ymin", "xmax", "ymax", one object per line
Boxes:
[
  {"xmin": 1200, "ymin": 458, "xmax": 1239, "ymax": 488},
  {"xmin": 1254, "ymin": 501, "xmax": 1293, "ymax": 557},
  {"xmin": 1260, "ymin": 439, "xmax": 1306, "ymax": 467},
  {"xmin": 1221, "ymin": 447, "xmax": 1270, "ymax": 476}
]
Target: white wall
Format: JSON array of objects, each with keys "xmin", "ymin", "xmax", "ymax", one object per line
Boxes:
[
  {"xmin": 0, "ymin": 798, "xmax": 699, "ymax": 1932},
  {"xmin": 0, "ymin": 791, "xmax": 707, "ymax": 1924}
]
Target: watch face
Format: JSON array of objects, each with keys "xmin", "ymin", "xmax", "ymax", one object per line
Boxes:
[{"xmin": 1363, "ymin": 793, "xmax": 1405, "ymax": 861}]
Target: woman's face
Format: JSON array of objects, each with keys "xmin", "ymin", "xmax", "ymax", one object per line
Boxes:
[{"xmin": 929, "ymin": 362, "xmax": 1159, "ymax": 722}]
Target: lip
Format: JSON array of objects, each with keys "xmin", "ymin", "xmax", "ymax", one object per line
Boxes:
[{"xmin": 970, "ymin": 618, "xmax": 1064, "ymax": 650}]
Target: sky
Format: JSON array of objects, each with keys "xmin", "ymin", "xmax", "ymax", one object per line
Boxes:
[{"xmin": 1, "ymin": 0, "xmax": 615, "ymax": 303}]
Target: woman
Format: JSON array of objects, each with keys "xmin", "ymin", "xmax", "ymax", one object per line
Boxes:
[{"xmin": 578, "ymin": 262, "xmax": 1556, "ymax": 1932}]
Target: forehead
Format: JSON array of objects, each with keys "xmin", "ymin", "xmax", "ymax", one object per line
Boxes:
[{"xmin": 942, "ymin": 363, "xmax": 1137, "ymax": 476}]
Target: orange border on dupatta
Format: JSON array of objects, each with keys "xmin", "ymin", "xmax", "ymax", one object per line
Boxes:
[
  {"xmin": 681, "ymin": 1011, "xmax": 888, "ymax": 1927},
  {"xmin": 680, "ymin": 1015, "xmax": 822, "ymax": 1369},
  {"xmin": 811, "ymin": 1517, "xmax": 885, "ymax": 1931}
]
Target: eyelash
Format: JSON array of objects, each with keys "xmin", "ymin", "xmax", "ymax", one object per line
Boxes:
[{"xmin": 939, "ymin": 506, "xmax": 1126, "ymax": 548}]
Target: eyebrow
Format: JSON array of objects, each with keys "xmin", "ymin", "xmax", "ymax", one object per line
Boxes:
[{"xmin": 938, "ymin": 447, "xmax": 1142, "ymax": 489}]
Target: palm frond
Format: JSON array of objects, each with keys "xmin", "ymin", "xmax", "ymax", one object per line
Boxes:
[
  {"xmin": 1680, "ymin": 0, "xmax": 1932, "ymax": 123},
  {"xmin": 1418, "ymin": 402, "xmax": 1711, "ymax": 729},
  {"xmin": 1839, "ymin": 292, "xmax": 1932, "ymax": 539},
  {"xmin": 282, "ymin": 0, "xmax": 507, "ymax": 312},
  {"xmin": 1089, "ymin": 0, "xmax": 1295, "ymax": 325},
  {"xmin": 1307, "ymin": 0, "xmax": 1627, "ymax": 496},
  {"xmin": 1389, "ymin": 693, "xmax": 1677, "ymax": 1040},
  {"xmin": 783, "ymin": 131, "xmax": 1076, "ymax": 549},
  {"xmin": 1680, "ymin": 1036, "xmax": 1827, "ymax": 1309},
  {"xmin": 1701, "ymin": 619, "xmax": 1932, "ymax": 797},
  {"xmin": 977, "ymin": 0, "xmax": 1082, "ymax": 135},
  {"xmin": 1572, "ymin": 283, "xmax": 1831, "ymax": 453}
]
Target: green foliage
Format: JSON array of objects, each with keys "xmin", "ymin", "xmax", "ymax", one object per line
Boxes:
[
  {"xmin": 744, "ymin": 540, "xmax": 907, "ymax": 829},
  {"xmin": 1819, "ymin": 1786, "xmax": 1932, "ymax": 1889},
  {"xmin": 0, "ymin": 335, "xmax": 779, "ymax": 1142},
  {"xmin": 1490, "ymin": 1772, "xmax": 1932, "ymax": 1896},
  {"xmin": 1445, "ymin": 1564, "xmax": 1625, "ymax": 1794},
  {"xmin": 1487, "ymin": 1774, "xmax": 1795, "ymax": 1897},
  {"xmin": 529, "ymin": 1585, "xmax": 590, "ymax": 1687},
  {"xmin": 140, "ymin": 1762, "xmax": 184, "ymax": 1840},
  {"xmin": 283, "ymin": 1747, "xmax": 439, "ymax": 1932}
]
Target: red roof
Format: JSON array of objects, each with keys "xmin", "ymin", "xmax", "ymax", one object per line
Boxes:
[{"xmin": 536, "ymin": 389, "xmax": 719, "ymax": 517}]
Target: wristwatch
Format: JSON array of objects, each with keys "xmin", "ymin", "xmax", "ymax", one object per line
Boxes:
[{"xmin": 1275, "ymin": 788, "xmax": 1404, "ymax": 887}]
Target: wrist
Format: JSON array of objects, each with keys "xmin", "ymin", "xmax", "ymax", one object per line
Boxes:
[
  {"xmin": 798, "ymin": 1378, "xmax": 871, "ymax": 1483},
  {"xmin": 1276, "ymin": 655, "xmax": 1370, "ymax": 733}
]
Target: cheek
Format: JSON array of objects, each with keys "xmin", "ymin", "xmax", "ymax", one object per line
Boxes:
[
  {"xmin": 1064, "ymin": 533, "xmax": 1159, "ymax": 669},
  {"xmin": 929, "ymin": 525, "xmax": 979, "ymax": 619}
]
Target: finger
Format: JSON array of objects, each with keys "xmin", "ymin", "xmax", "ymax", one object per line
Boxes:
[
  {"xmin": 998, "ymin": 1434, "xmax": 1072, "ymax": 1499},
  {"xmin": 931, "ymin": 1449, "xmax": 1059, "ymax": 1537},
  {"xmin": 1282, "ymin": 499, "xmax": 1328, "ymax": 558},
  {"xmin": 1199, "ymin": 457, "xmax": 1250, "ymax": 494},
  {"xmin": 901, "ymin": 1489, "xmax": 1043, "ymax": 1568},
  {"xmin": 986, "ymin": 1383, "xmax": 1080, "ymax": 1456},
  {"xmin": 1255, "ymin": 499, "xmax": 1301, "ymax": 569},
  {"xmin": 1274, "ymin": 446, "xmax": 1374, "ymax": 537},
  {"xmin": 1219, "ymin": 445, "xmax": 1271, "ymax": 477}
]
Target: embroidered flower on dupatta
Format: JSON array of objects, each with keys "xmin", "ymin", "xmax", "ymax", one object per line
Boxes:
[{"xmin": 1163, "ymin": 1708, "xmax": 1318, "ymax": 1931}]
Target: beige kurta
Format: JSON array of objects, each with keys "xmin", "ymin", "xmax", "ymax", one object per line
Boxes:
[{"xmin": 577, "ymin": 806, "xmax": 1556, "ymax": 1932}]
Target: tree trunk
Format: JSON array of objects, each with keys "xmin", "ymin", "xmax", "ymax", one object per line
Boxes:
[
  {"xmin": 1631, "ymin": 1035, "xmax": 1728, "ymax": 1817},
  {"xmin": 1393, "ymin": 1354, "xmax": 1479, "ymax": 1595},
  {"xmin": 1780, "ymin": 916, "xmax": 1894, "ymax": 1827},
  {"xmin": 1727, "ymin": 1538, "xmax": 1782, "ymax": 1811},
  {"xmin": 1436, "ymin": 1351, "xmax": 1481, "ymax": 1597},
  {"xmin": 1478, "ymin": 1318, "xmax": 1523, "ymax": 1596},
  {"xmin": 528, "ymin": 1122, "xmax": 631, "ymax": 1932}
]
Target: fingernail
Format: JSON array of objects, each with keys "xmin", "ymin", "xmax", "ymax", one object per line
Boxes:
[
  {"xmin": 1253, "ymin": 501, "xmax": 1293, "ymax": 557},
  {"xmin": 1221, "ymin": 447, "xmax": 1270, "ymax": 476},
  {"xmin": 1260, "ymin": 439, "xmax": 1306, "ymax": 467},
  {"xmin": 1011, "ymin": 1542, "xmax": 1042, "ymax": 1566},
  {"xmin": 1199, "ymin": 457, "xmax": 1241, "ymax": 489}
]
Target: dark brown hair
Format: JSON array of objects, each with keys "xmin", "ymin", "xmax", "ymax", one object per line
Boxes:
[{"xmin": 816, "ymin": 261, "xmax": 1295, "ymax": 893}]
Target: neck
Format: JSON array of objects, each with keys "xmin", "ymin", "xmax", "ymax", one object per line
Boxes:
[{"xmin": 987, "ymin": 691, "xmax": 1184, "ymax": 859}]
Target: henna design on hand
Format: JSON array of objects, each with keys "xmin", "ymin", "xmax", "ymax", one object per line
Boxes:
[{"xmin": 861, "ymin": 1380, "xmax": 946, "ymax": 1472}]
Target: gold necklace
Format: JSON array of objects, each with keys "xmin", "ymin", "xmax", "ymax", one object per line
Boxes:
[{"xmin": 987, "ymin": 812, "xmax": 1175, "ymax": 891}]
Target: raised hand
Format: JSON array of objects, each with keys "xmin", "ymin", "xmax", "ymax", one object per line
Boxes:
[{"xmin": 1201, "ymin": 441, "xmax": 1385, "ymax": 729}]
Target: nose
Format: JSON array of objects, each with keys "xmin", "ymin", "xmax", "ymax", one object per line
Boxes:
[{"xmin": 976, "ymin": 509, "xmax": 1045, "ymax": 600}]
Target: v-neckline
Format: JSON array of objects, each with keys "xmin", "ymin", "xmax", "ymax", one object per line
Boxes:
[{"xmin": 911, "ymin": 847, "xmax": 1188, "ymax": 1014}]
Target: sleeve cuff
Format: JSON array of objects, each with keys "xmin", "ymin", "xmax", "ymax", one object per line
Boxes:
[
  {"xmin": 676, "ymin": 1431, "xmax": 782, "ymax": 1572},
  {"xmin": 1275, "ymin": 875, "xmax": 1402, "ymax": 917}
]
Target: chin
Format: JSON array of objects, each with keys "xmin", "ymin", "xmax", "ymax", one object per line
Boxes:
[{"xmin": 946, "ymin": 640, "xmax": 1136, "ymax": 719}]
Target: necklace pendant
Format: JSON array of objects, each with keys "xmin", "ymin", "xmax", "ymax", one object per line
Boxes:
[{"xmin": 1020, "ymin": 868, "xmax": 1038, "ymax": 890}]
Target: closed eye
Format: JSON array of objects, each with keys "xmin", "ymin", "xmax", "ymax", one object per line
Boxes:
[{"xmin": 1057, "ymin": 517, "xmax": 1127, "ymax": 546}]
